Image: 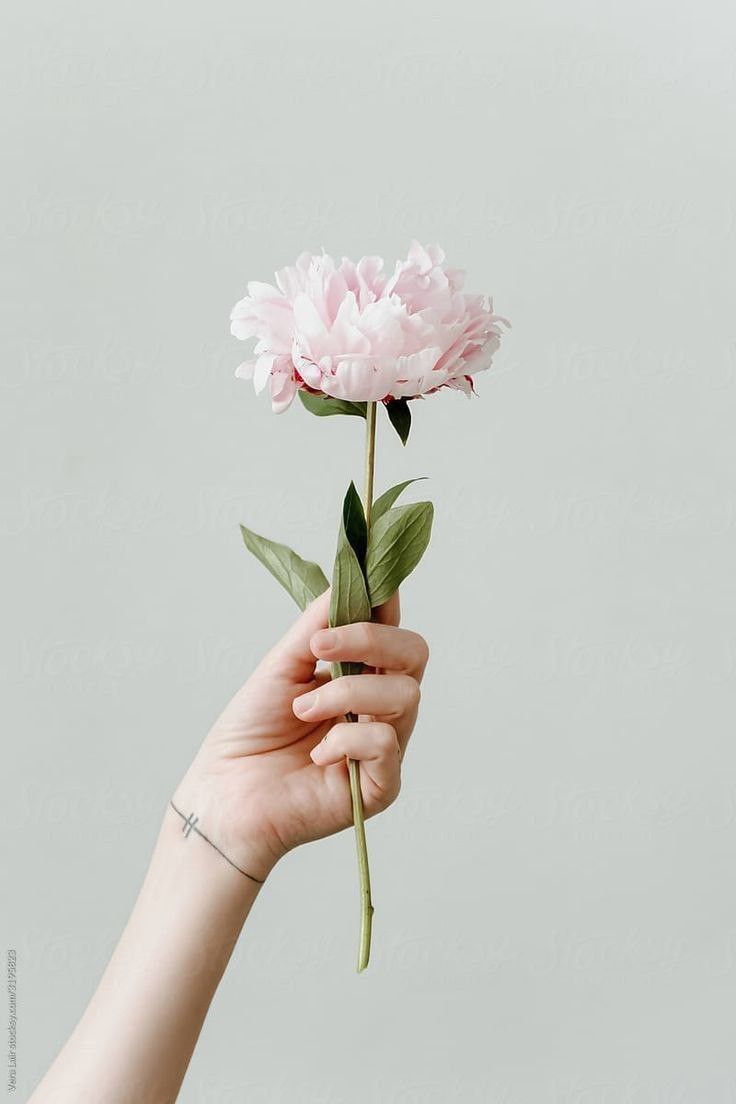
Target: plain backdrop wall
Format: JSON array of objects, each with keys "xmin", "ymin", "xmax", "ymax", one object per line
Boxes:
[{"xmin": 2, "ymin": 1, "xmax": 735, "ymax": 1101}]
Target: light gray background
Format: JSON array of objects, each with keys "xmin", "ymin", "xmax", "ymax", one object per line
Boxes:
[{"xmin": 2, "ymin": 1, "xmax": 735, "ymax": 1101}]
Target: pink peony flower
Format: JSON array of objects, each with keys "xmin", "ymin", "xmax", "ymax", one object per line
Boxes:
[{"xmin": 230, "ymin": 241, "xmax": 509, "ymax": 412}]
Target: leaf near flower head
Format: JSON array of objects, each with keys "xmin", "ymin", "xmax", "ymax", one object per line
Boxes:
[
  {"xmin": 385, "ymin": 398, "xmax": 412, "ymax": 445},
  {"xmin": 298, "ymin": 391, "xmax": 367, "ymax": 419},
  {"xmin": 365, "ymin": 501, "xmax": 434, "ymax": 608},
  {"xmin": 240, "ymin": 525, "xmax": 329, "ymax": 611}
]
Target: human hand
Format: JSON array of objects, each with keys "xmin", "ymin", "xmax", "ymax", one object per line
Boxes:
[{"xmin": 174, "ymin": 590, "xmax": 429, "ymax": 881}]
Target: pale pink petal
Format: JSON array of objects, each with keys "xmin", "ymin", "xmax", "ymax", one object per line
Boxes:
[
  {"xmin": 270, "ymin": 368, "xmax": 297, "ymax": 413},
  {"xmin": 293, "ymin": 292, "xmax": 328, "ymax": 343},
  {"xmin": 330, "ymin": 292, "xmax": 371, "ymax": 355},
  {"xmin": 253, "ymin": 354, "xmax": 276, "ymax": 394},
  {"xmin": 324, "ymin": 356, "xmax": 397, "ymax": 402},
  {"xmin": 389, "ymin": 347, "xmax": 443, "ymax": 397},
  {"xmin": 291, "ymin": 336, "xmax": 324, "ymax": 389},
  {"xmin": 439, "ymin": 377, "xmax": 474, "ymax": 400},
  {"xmin": 246, "ymin": 280, "xmax": 283, "ymax": 302},
  {"xmin": 324, "ymin": 269, "xmax": 350, "ymax": 324}
]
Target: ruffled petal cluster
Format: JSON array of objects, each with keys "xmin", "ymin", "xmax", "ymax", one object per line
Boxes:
[{"xmin": 231, "ymin": 241, "xmax": 508, "ymax": 411}]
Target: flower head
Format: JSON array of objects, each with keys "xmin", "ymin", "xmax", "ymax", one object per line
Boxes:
[{"xmin": 230, "ymin": 241, "xmax": 508, "ymax": 412}]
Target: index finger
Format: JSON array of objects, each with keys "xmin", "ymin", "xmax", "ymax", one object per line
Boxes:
[{"xmin": 310, "ymin": 620, "xmax": 429, "ymax": 681}]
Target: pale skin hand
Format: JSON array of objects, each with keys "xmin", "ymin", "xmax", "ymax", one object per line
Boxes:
[
  {"xmin": 30, "ymin": 590, "xmax": 428, "ymax": 1104},
  {"xmin": 175, "ymin": 587, "xmax": 428, "ymax": 880}
]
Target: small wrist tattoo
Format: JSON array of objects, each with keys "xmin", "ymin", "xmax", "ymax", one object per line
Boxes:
[{"xmin": 169, "ymin": 799, "xmax": 265, "ymax": 885}]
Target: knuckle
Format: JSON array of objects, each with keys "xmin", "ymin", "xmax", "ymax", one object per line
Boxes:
[
  {"xmin": 413, "ymin": 632, "xmax": 430, "ymax": 669},
  {"xmin": 357, "ymin": 621, "xmax": 378, "ymax": 651},
  {"xmin": 401, "ymin": 675, "xmax": 421, "ymax": 710},
  {"xmin": 376, "ymin": 723, "xmax": 398, "ymax": 754},
  {"xmin": 339, "ymin": 675, "xmax": 361, "ymax": 697}
]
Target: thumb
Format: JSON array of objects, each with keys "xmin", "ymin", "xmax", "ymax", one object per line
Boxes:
[{"xmin": 262, "ymin": 588, "xmax": 331, "ymax": 679}]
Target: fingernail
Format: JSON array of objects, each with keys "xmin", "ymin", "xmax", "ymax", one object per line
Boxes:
[
  {"xmin": 310, "ymin": 741, "xmax": 325, "ymax": 762},
  {"xmin": 294, "ymin": 691, "xmax": 317, "ymax": 718},
  {"xmin": 313, "ymin": 629, "xmax": 337, "ymax": 652}
]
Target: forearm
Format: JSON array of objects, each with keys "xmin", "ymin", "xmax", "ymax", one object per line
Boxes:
[
  {"xmin": 29, "ymin": 801, "xmax": 265, "ymax": 1104},
  {"xmin": 28, "ymin": 597, "xmax": 424, "ymax": 1101}
]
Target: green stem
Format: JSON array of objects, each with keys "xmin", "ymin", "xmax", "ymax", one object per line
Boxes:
[
  {"xmin": 348, "ymin": 758, "xmax": 373, "ymax": 972},
  {"xmin": 363, "ymin": 401, "xmax": 377, "ymax": 530},
  {"xmin": 349, "ymin": 400, "xmax": 377, "ymax": 972}
]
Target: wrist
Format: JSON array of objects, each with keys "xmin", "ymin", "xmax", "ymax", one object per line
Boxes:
[{"xmin": 173, "ymin": 758, "xmax": 284, "ymax": 884}]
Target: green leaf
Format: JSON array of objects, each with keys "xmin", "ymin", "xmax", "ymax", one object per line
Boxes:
[
  {"xmin": 372, "ymin": 478, "xmax": 427, "ymax": 523},
  {"xmin": 299, "ymin": 391, "xmax": 367, "ymax": 419},
  {"xmin": 329, "ymin": 484, "xmax": 371, "ymax": 680},
  {"xmin": 240, "ymin": 524, "xmax": 329, "ymax": 611},
  {"xmin": 329, "ymin": 522, "xmax": 371, "ymax": 631},
  {"xmin": 329, "ymin": 487, "xmax": 371, "ymax": 634},
  {"xmin": 342, "ymin": 481, "xmax": 367, "ymax": 567},
  {"xmin": 365, "ymin": 501, "xmax": 434, "ymax": 607},
  {"xmin": 385, "ymin": 398, "xmax": 411, "ymax": 445}
]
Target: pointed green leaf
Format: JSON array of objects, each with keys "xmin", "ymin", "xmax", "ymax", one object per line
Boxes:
[
  {"xmin": 240, "ymin": 524, "xmax": 329, "ymax": 611},
  {"xmin": 329, "ymin": 522, "xmax": 371, "ymax": 631},
  {"xmin": 385, "ymin": 398, "xmax": 411, "ymax": 445},
  {"xmin": 365, "ymin": 501, "xmax": 434, "ymax": 607},
  {"xmin": 372, "ymin": 478, "xmax": 427, "ymax": 523},
  {"xmin": 342, "ymin": 481, "xmax": 367, "ymax": 567},
  {"xmin": 299, "ymin": 391, "xmax": 367, "ymax": 419},
  {"xmin": 330, "ymin": 484, "xmax": 370, "ymax": 680}
]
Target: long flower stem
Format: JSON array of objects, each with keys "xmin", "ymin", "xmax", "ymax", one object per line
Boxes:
[
  {"xmin": 363, "ymin": 401, "xmax": 377, "ymax": 531},
  {"xmin": 349, "ymin": 400, "xmax": 377, "ymax": 972}
]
